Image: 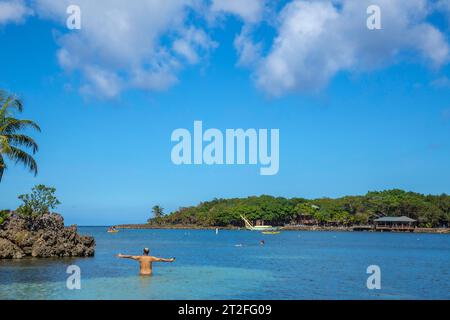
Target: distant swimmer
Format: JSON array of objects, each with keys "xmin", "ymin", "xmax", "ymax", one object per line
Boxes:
[
  {"xmin": 260, "ymin": 240, "xmax": 265, "ymax": 246},
  {"xmin": 117, "ymin": 248, "xmax": 175, "ymax": 276}
]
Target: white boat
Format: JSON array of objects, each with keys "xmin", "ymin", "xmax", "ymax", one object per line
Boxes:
[{"xmin": 240, "ymin": 215, "xmax": 275, "ymax": 231}]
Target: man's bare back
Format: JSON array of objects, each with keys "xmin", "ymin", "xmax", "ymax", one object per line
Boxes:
[{"xmin": 117, "ymin": 248, "xmax": 175, "ymax": 276}]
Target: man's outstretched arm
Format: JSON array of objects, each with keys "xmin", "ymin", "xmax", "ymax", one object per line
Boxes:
[
  {"xmin": 153, "ymin": 257, "xmax": 176, "ymax": 262},
  {"xmin": 117, "ymin": 254, "xmax": 140, "ymax": 260}
]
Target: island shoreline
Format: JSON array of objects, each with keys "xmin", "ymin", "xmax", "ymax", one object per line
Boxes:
[{"xmin": 115, "ymin": 224, "xmax": 450, "ymax": 234}]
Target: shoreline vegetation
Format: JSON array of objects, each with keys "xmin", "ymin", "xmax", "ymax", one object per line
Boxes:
[
  {"xmin": 0, "ymin": 185, "xmax": 95, "ymax": 259},
  {"xmin": 118, "ymin": 190, "xmax": 450, "ymax": 234},
  {"xmin": 116, "ymin": 223, "xmax": 450, "ymax": 234}
]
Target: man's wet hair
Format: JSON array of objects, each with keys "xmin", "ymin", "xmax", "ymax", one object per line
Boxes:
[{"xmin": 143, "ymin": 248, "xmax": 150, "ymax": 255}]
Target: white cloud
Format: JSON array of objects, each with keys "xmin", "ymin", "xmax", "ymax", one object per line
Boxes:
[
  {"xmin": 80, "ymin": 66, "xmax": 122, "ymax": 99},
  {"xmin": 2, "ymin": 0, "xmax": 449, "ymax": 98},
  {"xmin": 210, "ymin": 0, "xmax": 265, "ymax": 24},
  {"xmin": 234, "ymin": 26, "xmax": 262, "ymax": 67},
  {"xmin": 33, "ymin": 0, "xmax": 216, "ymax": 97},
  {"xmin": 210, "ymin": 1, "xmax": 266, "ymax": 71},
  {"xmin": 0, "ymin": 0, "xmax": 31, "ymax": 25},
  {"xmin": 253, "ymin": 0, "xmax": 450, "ymax": 96},
  {"xmin": 173, "ymin": 26, "xmax": 218, "ymax": 64}
]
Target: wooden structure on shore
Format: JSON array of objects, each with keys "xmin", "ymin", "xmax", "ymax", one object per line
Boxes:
[{"xmin": 373, "ymin": 216, "xmax": 417, "ymax": 232}]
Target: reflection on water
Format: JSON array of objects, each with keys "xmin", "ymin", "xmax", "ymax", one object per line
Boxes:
[{"xmin": 0, "ymin": 228, "xmax": 449, "ymax": 300}]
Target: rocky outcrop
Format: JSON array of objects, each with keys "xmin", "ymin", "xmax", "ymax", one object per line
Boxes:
[
  {"xmin": 0, "ymin": 238, "xmax": 25, "ymax": 259},
  {"xmin": 0, "ymin": 213, "xmax": 95, "ymax": 259}
]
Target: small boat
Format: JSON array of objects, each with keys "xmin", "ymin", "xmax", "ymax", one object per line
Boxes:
[
  {"xmin": 240, "ymin": 215, "xmax": 274, "ymax": 231},
  {"xmin": 107, "ymin": 227, "xmax": 119, "ymax": 233},
  {"xmin": 262, "ymin": 231, "xmax": 281, "ymax": 235}
]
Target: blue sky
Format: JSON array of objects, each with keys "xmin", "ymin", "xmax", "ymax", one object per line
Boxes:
[{"xmin": 1, "ymin": 0, "xmax": 450, "ymax": 225}]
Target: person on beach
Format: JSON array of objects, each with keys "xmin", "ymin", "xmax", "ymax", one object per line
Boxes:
[{"xmin": 117, "ymin": 248, "xmax": 175, "ymax": 276}]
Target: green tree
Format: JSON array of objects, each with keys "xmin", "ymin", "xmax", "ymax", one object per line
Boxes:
[
  {"xmin": 293, "ymin": 202, "xmax": 318, "ymax": 221},
  {"xmin": 147, "ymin": 205, "xmax": 165, "ymax": 224},
  {"xmin": 0, "ymin": 90, "xmax": 40, "ymax": 182},
  {"xmin": 152, "ymin": 205, "xmax": 164, "ymax": 218},
  {"xmin": 154, "ymin": 190, "xmax": 450, "ymax": 228},
  {"xmin": 16, "ymin": 185, "xmax": 61, "ymax": 217}
]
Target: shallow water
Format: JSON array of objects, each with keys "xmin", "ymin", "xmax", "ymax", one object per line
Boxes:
[{"xmin": 0, "ymin": 228, "xmax": 449, "ymax": 300}]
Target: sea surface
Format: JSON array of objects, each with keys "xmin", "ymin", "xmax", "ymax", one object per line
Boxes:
[{"xmin": 0, "ymin": 228, "xmax": 449, "ymax": 300}]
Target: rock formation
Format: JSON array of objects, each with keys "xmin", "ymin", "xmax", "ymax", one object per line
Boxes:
[{"xmin": 0, "ymin": 213, "xmax": 95, "ymax": 259}]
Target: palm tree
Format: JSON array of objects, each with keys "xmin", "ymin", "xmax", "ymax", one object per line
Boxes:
[
  {"xmin": 152, "ymin": 205, "xmax": 164, "ymax": 218},
  {"xmin": 0, "ymin": 90, "xmax": 40, "ymax": 182}
]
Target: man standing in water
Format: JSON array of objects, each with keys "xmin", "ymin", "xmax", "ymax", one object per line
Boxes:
[{"xmin": 117, "ymin": 248, "xmax": 175, "ymax": 276}]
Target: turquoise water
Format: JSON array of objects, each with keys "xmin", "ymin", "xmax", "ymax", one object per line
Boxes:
[{"xmin": 0, "ymin": 228, "xmax": 449, "ymax": 300}]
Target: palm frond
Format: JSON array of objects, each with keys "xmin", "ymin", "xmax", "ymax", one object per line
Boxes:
[
  {"xmin": 0, "ymin": 135, "xmax": 12, "ymax": 153},
  {"xmin": 0, "ymin": 118, "xmax": 41, "ymax": 134},
  {"xmin": 0, "ymin": 92, "xmax": 23, "ymax": 113},
  {"xmin": 6, "ymin": 146, "xmax": 38, "ymax": 177},
  {"xmin": 4, "ymin": 134, "xmax": 39, "ymax": 153}
]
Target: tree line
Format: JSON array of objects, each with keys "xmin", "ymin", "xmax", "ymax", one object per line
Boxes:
[{"xmin": 149, "ymin": 190, "xmax": 450, "ymax": 228}]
